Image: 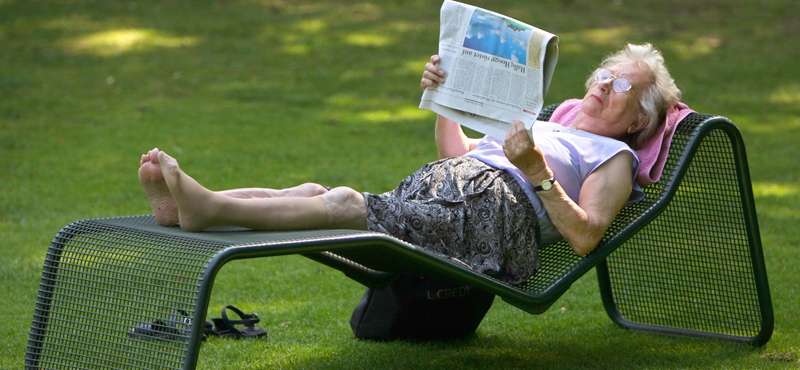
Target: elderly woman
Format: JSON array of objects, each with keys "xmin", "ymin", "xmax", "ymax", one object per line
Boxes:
[{"xmin": 139, "ymin": 43, "xmax": 681, "ymax": 284}]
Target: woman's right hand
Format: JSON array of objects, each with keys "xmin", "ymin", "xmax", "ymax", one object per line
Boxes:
[{"xmin": 421, "ymin": 55, "xmax": 446, "ymax": 91}]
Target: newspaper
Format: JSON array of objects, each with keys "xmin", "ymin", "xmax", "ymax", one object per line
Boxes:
[{"xmin": 419, "ymin": 0, "xmax": 559, "ymax": 139}]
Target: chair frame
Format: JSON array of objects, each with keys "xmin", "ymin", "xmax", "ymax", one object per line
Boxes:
[{"xmin": 26, "ymin": 106, "xmax": 773, "ymax": 370}]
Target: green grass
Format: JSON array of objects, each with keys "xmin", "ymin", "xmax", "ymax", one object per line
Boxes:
[{"xmin": 2, "ymin": 0, "xmax": 799, "ymax": 368}]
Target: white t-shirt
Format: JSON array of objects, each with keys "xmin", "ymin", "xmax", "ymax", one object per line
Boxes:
[{"xmin": 464, "ymin": 121, "xmax": 643, "ymax": 247}]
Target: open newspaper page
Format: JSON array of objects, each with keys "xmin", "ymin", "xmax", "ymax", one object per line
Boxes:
[{"xmin": 420, "ymin": 0, "xmax": 559, "ymax": 139}]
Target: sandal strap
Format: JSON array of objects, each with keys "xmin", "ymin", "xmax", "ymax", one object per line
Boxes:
[
  {"xmin": 167, "ymin": 309, "xmax": 192, "ymax": 329},
  {"xmin": 221, "ymin": 305, "xmax": 259, "ymax": 328}
]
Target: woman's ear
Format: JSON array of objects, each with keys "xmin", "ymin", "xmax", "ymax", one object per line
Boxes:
[{"xmin": 628, "ymin": 114, "xmax": 648, "ymax": 135}]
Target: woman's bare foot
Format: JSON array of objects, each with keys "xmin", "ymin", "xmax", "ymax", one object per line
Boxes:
[
  {"xmin": 157, "ymin": 150, "xmax": 220, "ymax": 232},
  {"xmin": 138, "ymin": 148, "xmax": 179, "ymax": 226}
]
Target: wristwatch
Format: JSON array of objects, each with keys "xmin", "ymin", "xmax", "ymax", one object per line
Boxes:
[{"xmin": 533, "ymin": 177, "xmax": 556, "ymax": 192}]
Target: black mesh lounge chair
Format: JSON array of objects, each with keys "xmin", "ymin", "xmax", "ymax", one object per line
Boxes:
[{"xmin": 26, "ymin": 105, "xmax": 773, "ymax": 370}]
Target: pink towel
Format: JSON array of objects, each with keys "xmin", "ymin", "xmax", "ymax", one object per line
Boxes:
[{"xmin": 548, "ymin": 99, "xmax": 694, "ymax": 186}]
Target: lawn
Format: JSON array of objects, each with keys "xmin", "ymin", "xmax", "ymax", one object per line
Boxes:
[{"xmin": 1, "ymin": 0, "xmax": 799, "ymax": 369}]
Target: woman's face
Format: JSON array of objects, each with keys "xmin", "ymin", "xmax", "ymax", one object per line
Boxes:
[{"xmin": 574, "ymin": 62, "xmax": 650, "ymax": 140}]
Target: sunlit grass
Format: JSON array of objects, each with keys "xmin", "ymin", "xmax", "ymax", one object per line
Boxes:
[
  {"xmin": 768, "ymin": 83, "xmax": 800, "ymax": 104},
  {"xmin": 356, "ymin": 106, "xmax": 432, "ymax": 123},
  {"xmin": 63, "ymin": 28, "xmax": 200, "ymax": 56},
  {"xmin": 664, "ymin": 36, "xmax": 722, "ymax": 61},
  {"xmin": 343, "ymin": 33, "xmax": 394, "ymax": 47},
  {"xmin": 557, "ymin": 27, "xmax": 634, "ymax": 54},
  {"xmin": 753, "ymin": 182, "xmax": 800, "ymax": 198}
]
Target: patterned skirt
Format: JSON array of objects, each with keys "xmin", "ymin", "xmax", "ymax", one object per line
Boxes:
[{"xmin": 363, "ymin": 156, "xmax": 541, "ymax": 284}]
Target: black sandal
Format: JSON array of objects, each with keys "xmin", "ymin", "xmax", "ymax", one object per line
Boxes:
[
  {"xmin": 208, "ymin": 305, "xmax": 267, "ymax": 339},
  {"xmin": 128, "ymin": 309, "xmax": 201, "ymax": 342}
]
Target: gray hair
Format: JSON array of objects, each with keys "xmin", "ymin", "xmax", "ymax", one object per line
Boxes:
[{"xmin": 585, "ymin": 43, "xmax": 682, "ymax": 149}]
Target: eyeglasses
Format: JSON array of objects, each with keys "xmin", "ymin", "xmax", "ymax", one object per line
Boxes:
[{"xmin": 594, "ymin": 68, "xmax": 635, "ymax": 96}]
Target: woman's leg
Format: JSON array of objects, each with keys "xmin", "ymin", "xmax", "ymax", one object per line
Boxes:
[
  {"xmin": 217, "ymin": 183, "xmax": 328, "ymax": 199},
  {"xmin": 139, "ymin": 148, "xmax": 331, "ymax": 226},
  {"xmin": 155, "ymin": 150, "xmax": 368, "ymax": 232}
]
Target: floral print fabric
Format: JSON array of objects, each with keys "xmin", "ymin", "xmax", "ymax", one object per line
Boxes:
[{"xmin": 363, "ymin": 157, "xmax": 541, "ymax": 284}]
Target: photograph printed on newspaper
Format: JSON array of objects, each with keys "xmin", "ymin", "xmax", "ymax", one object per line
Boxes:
[{"xmin": 419, "ymin": 0, "xmax": 559, "ymax": 139}]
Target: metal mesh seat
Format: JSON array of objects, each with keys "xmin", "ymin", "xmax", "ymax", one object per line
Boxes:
[{"xmin": 26, "ymin": 106, "xmax": 772, "ymax": 370}]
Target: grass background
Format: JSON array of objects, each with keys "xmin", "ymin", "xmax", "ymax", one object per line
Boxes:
[{"xmin": 1, "ymin": 0, "xmax": 798, "ymax": 368}]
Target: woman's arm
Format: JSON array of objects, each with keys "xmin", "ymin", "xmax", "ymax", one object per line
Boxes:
[
  {"xmin": 503, "ymin": 121, "xmax": 633, "ymax": 256},
  {"xmin": 421, "ymin": 55, "xmax": 481, "ymax": 159},
  {"xmin": 434, "ymin": 115, "xmax": 480, "ymax": 158}
]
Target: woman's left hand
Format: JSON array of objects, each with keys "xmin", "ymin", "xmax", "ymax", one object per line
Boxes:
[
  {"xmin": 503, "ymin": 120, "xmax": 547, "ymax": 178},
  {"xmin": 421, "ymin": 55, "xmax": 445, "ymax": 91}
]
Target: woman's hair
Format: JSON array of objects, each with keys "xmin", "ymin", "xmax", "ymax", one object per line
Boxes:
[{"xmin": 585, "ymin": 43, "xmax": 682, "ymax": 149}]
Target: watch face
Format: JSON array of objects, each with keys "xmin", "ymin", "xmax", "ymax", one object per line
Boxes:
[{"xmin": 541, "ymin": 180, "xmax": 553, "ymax": 191}]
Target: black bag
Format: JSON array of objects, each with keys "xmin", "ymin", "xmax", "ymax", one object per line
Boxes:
[{"xmin": 349, "ymin": 275, "xmax": 495, "ymax": 341}]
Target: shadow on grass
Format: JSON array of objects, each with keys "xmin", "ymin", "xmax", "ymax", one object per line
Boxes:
[{"xmin": 274, "ymin": 328, "xmax": 760, "ymax": 370}]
